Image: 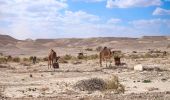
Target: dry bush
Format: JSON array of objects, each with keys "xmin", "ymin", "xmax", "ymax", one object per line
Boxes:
[
  {"xmin": 74, "ymin": 78, "xmax": 106, "ymax": 91},
  {"xmin": 43, "ymin": 57, "xmax": 48, "ymax": 61},
  {"xmin": 23, "ymin": 57, "xmax": 29, "ymax": 62},
  {"xmin": 127, "ymin": 51, "xmax": 167, "ymax": 59},
  {"xmin": 74, "ymin": 75, "xmax": 124, "ymax": 93},
  {"xmin": 87, "ymin": 54, "xmax": 99, "ymax": 60},
  {"xmin": 58, "ymin": 58, "xmax": 68, "ymax": 63},
  {"xmin": 112, "ymin": 51, "xmax": 123, "ymax": 58},
  {"xmin": 63, "ymin": 54, "xmax": 72, "ymax": 60},
  {"xmin": 77, "ymin": 53, "xmax": 85, "ymax": 59},
  {"xmin": 29, "ymin": 56, "xmax": 34, "ymax": 61},
  {"xmin": 85, "ymin": 48, "xmax": 93, "ymax": 51},
  {"xmin": 96, "ymin": 46, "xmax": 103, "ymax": 51},
  {"xmin": 0, "ymin": 57, "xmax": 7, "ymax": 64},
  {"xmin": 12, "ymin": 57, "xmax": 20, "ymax": 62},
  {"xmin": 105, "ymin": 75, "xmax": 125, "ymax": 93}
]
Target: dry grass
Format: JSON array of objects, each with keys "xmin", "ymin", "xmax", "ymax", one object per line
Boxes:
[
  {"xmin": 74, "ymin": 78, "xmax": 106, "ymax": 91},
  {"xmin": 105, "ymin": 75, "xmax": 125, "ymax": 93},
  {"xmin": 63, "ymin": 54, "xmax": 72, "ymax": 60},
  {"xmin": 0, "ymin": 57, "xmax": 7, "ymax": 64},
  {"xmin": 74, "ymin": 75, "xmax": 124, "ymax": 93},
  {"xmin": 85, "ymin": 48, "xmax": 93, "ymax": 51},
  {"xmin": 12, "ymin": 57, "xmax": 21, "ymax": 62}
]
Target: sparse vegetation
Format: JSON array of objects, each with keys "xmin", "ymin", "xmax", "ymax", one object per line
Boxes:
[
  {"xmin": 63, "ymin": 54, "xmax": 72, "ymax": 60},
  {"xmin": 74, "ymin": 75, "xmax": 124, "ymax": 93},
  {"xmin": 12, "ymin": 57, "xmax": 20, "ymax": 62},
  {"xmin": 0, "ymin": 57, "xmax": 7, "ymax": 64},
  {"xmin": 143, "ymin": 80, "xmax": 151, "ymax": 83},
  {"xmin": 74, "ymin": 78, "xmax": 106, "ymax": 91},
  {"xmin": 96, "ymin": 46, "xmax": 103, "ymax": 51},
  {"xmin": 85, "ymin": 48, "xmax": 93, "ymax": 51},
  {"xmin": 87, "ymin": 54, "xmax": 99, "ymax": 60},
  {"xmin": 43, "ymin": 57, "xmax": 48, "ymax": 61},
  {"xmin": 23, "ymin": 57, "xmax": 29, "ymax": 62},
  {"xmin": 29, "ymin": 56, "xmax": 34, "ymax": 61},
  {"xmin": 58, "ymin": 58, "xmax": 68, "ymax": 63},
  {"xmin": 77, "ymin": 53, "xmax": 85, "ymax": 59}
]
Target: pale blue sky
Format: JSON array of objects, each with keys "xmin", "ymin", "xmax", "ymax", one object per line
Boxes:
[{"xmin": 0, "ymin": 0, "xmax": 170, "ymax": 39}]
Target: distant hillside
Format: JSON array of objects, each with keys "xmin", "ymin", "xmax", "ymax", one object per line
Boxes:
[
  {"xmin": 0, "ymin": 34, "xmax": 18, "ymax": 46},
  {"xmin": 0, "ymin": 35, "xmax": 169, "ymax": 51}
]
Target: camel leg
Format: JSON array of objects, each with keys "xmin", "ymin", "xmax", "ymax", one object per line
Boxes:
[
  {"xmin": 100, "ymin": 61, "xmax": 102, "ymax": 67},
  {"xmin": 48, "ymin": 60, "xmax": 51, "ymax": 69},
  {"xmin": 105, "ymin": 59, "xmax": 107, "ymax": 68},
  {"xmin": 109, "ymin": 59, "xmax": 112, "ymax": 67},
  {"xmin": 51, "ymin": 59, "xmax": 53, "ymax": 69},
  {"xmin": 48, "ymin": 60, "xmax": 50, "ymax": 69}
]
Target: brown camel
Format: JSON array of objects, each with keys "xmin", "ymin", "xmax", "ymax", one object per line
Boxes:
[
  {"xmin": 48, "ymin": 49, "xmax": 57, "ymax": 69},
  {"xmin": 99, "ymin": 47, "xmax": 112, "ymax": 67}
]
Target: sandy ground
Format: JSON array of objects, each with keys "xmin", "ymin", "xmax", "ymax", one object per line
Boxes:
[{"xmin": 0, "ymin": 56, "xmax": 170, "ymax": 100}]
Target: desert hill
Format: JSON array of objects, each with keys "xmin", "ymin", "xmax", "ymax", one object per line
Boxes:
[{"xmin": 0, "ymin": 35, "xmax": 169, "ymax": 56}]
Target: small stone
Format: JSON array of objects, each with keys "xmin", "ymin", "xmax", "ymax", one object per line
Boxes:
[{"xmin": 134, "ymin": 64, "xmax": 143, "ymax": 71}]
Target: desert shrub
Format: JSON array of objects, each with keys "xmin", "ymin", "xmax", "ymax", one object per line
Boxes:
[
  {"xmin": 77, "ymin": 53, "xmax": 86, "ymax": 59},
  {"xmin": 143, "ymin": 53, "xmax": 164, "ymax": 58},
  {"xmin": 143, "ymin": 80, "xmax": 151, "ymax": 83},
  {"xmin": 127, "ymin": 54, "xmax": 140, "ymax": 59},
  {"xmin": 85, "ymin": 48, "xmax": 93, "ymax": 51},
  {"xmin": 0, "ymin": 57, "xmax": 7, "ymax": 63},
  {"xmin": 63, "ymin": 54, "xmax": 72, "ymax": 60},
  {"xmin": 43, "ymin": 57, "xmax": 48, "ymax": 61},
  {"xmin": 87, "ymin": 54, "xmax": 99, "ymax": 60},
  {"xmin": 96, "ymin": 46, "xmax": 103, "ymax": 51},
  {"xmin": 23, "ymin": 58, "xmax": 29, "ymax": 62},
  {"xmin": 58, "ymin": 58, "xmax": 68, "ymax": 63},
  {"xmin": 12, "ymin": 57, "xmax": 20, "ymax": 62},
  {"xmin": 7, "ymin": 55, "xmax": 12, "ymax": 62},
  {"xmin": 74, "ymin": 75, "xmax": 124, "ymax": 93},
  {"xmin": 36, "ymin": 58, "xmax": 41, "ymax": 62},
  {"xmin": 29, "ymin": 56, "xmax": 34, "ymax": 61},
  {"xmin": 105, "ymin": 75, "xmax": 125, "ymax": 93},
  {"xmin": 74, "ymin": 78, "xmax": 106, "ymax": 91}
]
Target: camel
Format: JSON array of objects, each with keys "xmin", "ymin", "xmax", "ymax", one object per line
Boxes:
[
  {"xmin": 48, "ymin": 49, "xmax": 57, "ymax": 69},
  {"xmin": 99, "ymin": 47, "xmax": 112, "ymax": 67}
]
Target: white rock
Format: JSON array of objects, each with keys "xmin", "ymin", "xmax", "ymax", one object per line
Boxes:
[{"xmin": 134, "ymin": 64, "xmax": 143, "ymax": 71}]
